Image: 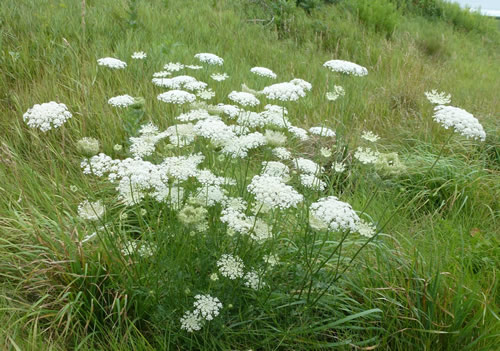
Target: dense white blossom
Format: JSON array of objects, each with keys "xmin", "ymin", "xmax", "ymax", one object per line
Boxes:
[
  {"xmin": 153, "ymin": 71, "xmax": 172, "ymax": 78},
  {"xmin": 361, "ymin": 131, "xmax": 380, "ymax": 142},
  {"xmin": 293, "ymin": 158, "xmax": 323, "ymax": 174},
  {"xmin": 186, "ymin": 65, "xmax": 203, "ymax": 70},
  {"xmin": 161, "ymin": 154, "xmax": 205, "ymax": 181},
  {"xmin": 197, "ymin": 89, "xmax": 215, "ymax": 100},
  {"xmin": 131, "ymin": 51, "xmax": 146, "ymax": 60},
  {"xmin": 221, "ymin": 132, "xmax": 266, "ymax": 158},
  {"xmin": 250, "ymin": 66, "xmax": 277, "ymax": 79},
  {"xmin": 130, "ymin": 123, "xmax": 169, "ymax": 158},
  {"xmin": 163, "ymin": 62, "xmax": 184, "ymax": 72},
  {"xmin": 244, "ymin": 270, "xmax": 261, "ymax": 290},
  {"xmin": 272, "ymin": 147, "xmax": 292, "ymax": 160},
  {"xmin": 264, "ymin": 130, "xmax": 287, "ymax": 146},
  {"xmin": 152, "ymin": 75, "xmax": 198, "ymax": 89},
  {"xmin": 97, "ymin": 57, "xmax": 127, "ymax": 69},
  {"xmin": 309, "ymin": 196, "xmax": 360, "ymax": 232},
  {"xmin": 217, "ymin": 254, "xmax": 245, "ymax": 279},
  {"xmin": 194, "ymin": 53, "xmax": 224, "ymax": 65},
  {"xmin": 432, "ymin": 105, "xmax": 486, "ymax": 141},
  {"xmin": 357, "ymin": 219, "xmax": 376, "ymax": 238},
  {"xmin": 289, "ymin": 78, "xmax": 312, "ymax": 92},
  {"xmin": 228, "ymin": 91, "xmax": 260, "ymax": 107},
  {"xmin": 300, "ymin": 174, "xmax": 326, "ymax": 191},
  {"xmin": 247, "ymin": 174, "xmax": 303, "ymax": 209},
  {"xmin": 425, "ymin": 90, "xmax": 451, "ymax": 105},
  {"xmin": 176, "ymin": 109, "xmax": 213, "ymax": 122},
  {"xmin": 262, "ymin": 82, "xmax": 306, "ymax": 101},
  {"xmin": 309, "ymin": 126, "xmax": 336, "ymax": 137},
  {"xmin": 157, "ymin": 90, "xmax": 196, "ymax": 104},
  {"xmin": 354, "ymin": 147, "xmax": 380, "ymax": 164},
  {"xmin": 180, "ymin": 311, "xmax": 202, "ymax": 332},
  {"xmin": 193, "ymin": 294, "xmax": 222, "ymax": 321},
  {"xmin": 215, "ymin": 104, "xmax": 240, "ymax": 118},
  {"xmin": 210, "ymin": 73, "xmax": 229, "ymax": 81},
  {"xmin": 262, "ymin": 161, "xmax": 290, "ymax": 180},
  {"xmin": 108, "ymin": 94, "xmax": 135, "ymax": 107},
  {"xmin": 194, "ymin": 117, "xmax": 235, "ymax": 144},
  {"xmin": 166, "ymin": 123, "xmax": 195, "ymax": 147},
  {"xmin": 323, "ymin": 60, "xmax": 368, "ymax": 76},
  {"xmin": 288, "ymin": 126, "xmax": 310, "ymax": 141},
  {"xmin": 23, "ymin": 102, "xmax": 72, "ymax": 132}
]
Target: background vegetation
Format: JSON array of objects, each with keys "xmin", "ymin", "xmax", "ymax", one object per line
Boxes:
[{"xmin": 0, "ymin": 0, "xmax": 498, "ymax": 349}]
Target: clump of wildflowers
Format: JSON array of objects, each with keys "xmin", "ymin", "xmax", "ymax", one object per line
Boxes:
[
  {"xmin": 23, "ymin": 102, "xmax": 72, "ymax": 132},
  {"xmin": 250, "ymin": 67, "xmax": 277, "ymax": 79},
  {"xmin": 194, "ymin": 53, "xmax": 224, "ymax": 66},
  {"xmin": 323, "ymin": 59, "xmax": 368, "ymax": 76},
  {"xmin": 78, "ymin": 200, "xmax": 105, "ymax": 221},
  {"xmin": 77, "ymin": 137, "xmax": 99, "ymax": 156},
  {"xmin": 432, "ymin": 105, "xmax": 486, "ymax": 141},
  {"xmin": 425, "ymin": 90, "xmax": 451, "ymax": 105},
  {"xmin": 97, "ymin": 57, "xmax": 127, "ymax": 69}
]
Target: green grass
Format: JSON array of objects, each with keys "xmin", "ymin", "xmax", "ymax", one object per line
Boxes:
[{"xmin": 0, "ymin": 0, "xmax": 499, "ymax": 350}]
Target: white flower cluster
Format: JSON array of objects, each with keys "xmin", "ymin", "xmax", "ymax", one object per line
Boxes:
[
  {"xmin": 97, "ymin": 57, "xmax": 127, "ymax": 69},
  {"xmin": 361, "ymin": 131, "xmax": 380, "ymax": 142},
  {"xmin": 210, "ymin": 73, "xmax": 229, "ymax": 81},
  {"xmin": 250, "ymin": 66, "xmax": 277, "ymax": 79},
  {"xmin": 262, "ymin": 82, "xmax": 306, "ymax": 102},
  {"xmin": 262, "ymin": 161, "xmax": 290, "ymax": 180},
  {"xmin": 244, "ymin": 270, "xmax": 261, "ymax": 290},
  {"xmin": 221, "ymin": 132, "xmax": 267, "ymax": 158},
  {"xmin": 293, "ymin": 158, "xmax": 323, "ymax": 174},
  {"xmin": 180, "ymin": 294, "xmax": 222, "ymax": 332},
  {"xmin": 288, "ymin": 126, "xmax": 310, "ymax": 141},
  {"xmin": 323, "ymin": 59, "xmax": 368, "ymax": 76},
  {"xmin": 432, "ymin": 105, "xmax": 486, "ymax": 141},
  {"xmin": 247, "ymin": 174, "xmax": 303, "ymax": 210},
  {"xmin": 121, "ymin": 241, "xmax": 155, "ymax": 257},
  {"xmin": 108, "ymin": 94, "xmax": 135, "ymax": 107},
  {"xmin": 130, "ymin": 123, "xmax": 169, "ymax": 158},
  {"xmin": 300, "ymin": 174, "xmax": 326, "ymax": 191},
  {"xmin": 194, "ymin": 53, "xmax": 224, "ymax": 65},
  {"xmin": 23, "ymin": 102, "xmax": 72, "ymax": 132},
  {"xmin": 163, "ymin": 62, "xmax": 184, "ymax": 72},
  {"xmin": 290, "ymin": 78, "xmax": 312, "ymax": 92},
  {"xmin": 131, "ymin": 51, "xmax": 147, "ymax": 60},
  {"xmin": 326, "ymin": 85, "xmax": 345, "ymax": 101},
  {"xmin": 357, "ymin": 219, "xmax": 376, "ymax": 238},
  {"xmin": 425, "ymin": 90, "xmax": 451, "ymax": 105},
  {"xmin": 228, "ymin": 91, "xmax": 260, "ymax": 107},
  {"xmin": 152, "ymin": 75, "xmax": 207, "ymax": 91},
  {"xmin": 157, "ymin": 90, "xmax": 196, "ymax": 104},
  {"xmin": 176, "ymin": 109, "xmax": 212, "ymax": 122},
  {"xmin": 273, "ymin": 147, "xmax": 292, "ymax": 160},
  {"xmin": 153, "ymin": 70, "xmax": 172, "ymax": 78},
  {"xmin": 309, "ymin": 126, "xmax": 336, "ymax": 137},
  {"xmin": 167, "ymin": 123, "xmax": 195, "ymax": 147},
  {"xmin": 217, "ymin": 254, "xmax": 245, "ymax": 279},
  {"xmin": 215, "ymin": 103, "xmax": 240, "ymax": 118},
  {"xmin": 78, "ymin": 200, "xmax": 105, "ymax": 221},
  {"xmin": 309, "ymin": 196, "xmax": 360, "ymax": 232},
  {"xmin": 354, "ymin": 147, "xmax": 380, "ymax": 164}
]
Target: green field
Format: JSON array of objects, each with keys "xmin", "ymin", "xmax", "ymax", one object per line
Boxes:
[{"xmin": 0, "ymin": 0, "xmax": 499, "ymax": 350}]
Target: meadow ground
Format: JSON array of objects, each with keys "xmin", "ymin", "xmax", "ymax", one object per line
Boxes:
[{"xmin": 0, "ymin": 0, "xmax": 499, "ymax": 350}]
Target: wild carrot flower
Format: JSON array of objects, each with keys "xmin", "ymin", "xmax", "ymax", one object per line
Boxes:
[
  {"xmin": 108, "ymin": 94, "xmax": 135, "ymax": 107},
  {"xmin": 77, "ymin": 137, "xmax": 99, "ymax": 156},
  {"xmin": 97, "ymin": 57, "xmax": 127, "ymax": 69},
  {"xmin": 131, "ymin": 51, "xmax": 146, "ymax": 59},
  {"xmin": 361, "ymin": 131, "xmax": 380, "ymax": 142},
  {"xmin": 309, "ymin": 196, "xmax": 360, "ymax": 232},
  {"xmin": 157, "ymin": 90, "xmax": 196, "ymax": 104},
  {"xmin": 228, "ymin": 91, "xmax": 260, "ymax": 107},
  {"xmin": 326, "ymin": 86, "xmax": 345, "ymax": 101},
  {"xmin": 323, "ymin": 59, "xmax": 368, "ymax": 76},
  {"xmin": 432, "ymin": 105, "xmax": 486, "ymax": 141},
  {"xmin": 262, "ymin": 82, "xmax": 306, "ymax": 101},
  {"xmin": 217, "ymin": 254, "xmax": 245, "ymax": 279},
  {"xmin": 78, "ymin": 200, "xmax": 105, "ymax": 221},
  {"xmin": 247, "ymin": 174, "xmax": 303, "ymax": 209},
  {"xmin": 425, "ymin": 90, "xmax": 451, "ymax": 105},
  {"xmin": 354, "ymin": 147, "xmax": 380, "ymax": 164},
  {"xmin": 194, "ymin": 53, "xmax": 224, "ymax": 65},
  {"xmin": 180, "ymin": 311, "xmax": 202, "ymax": 332},
  {"xmin": 250, "ymin": 66, "xmax": 277, "ymax": 79},
  {"xmin": 210, "ymin": 73, "xmax": 229, "ymax": 81},
  {"xmin": 23, "ymin": 102, "xmax": 72, "ymax": 132},
  {"xmin": 309, "ymin": 126, "xmax": 335, "ymax": 137}
]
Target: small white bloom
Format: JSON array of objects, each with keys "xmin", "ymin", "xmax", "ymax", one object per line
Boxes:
[
  {"xmin": 197, "ymin": 89, "xmax": 215, "ymax": 100},
  {"xmin": 289, "ymin": 78, "xmax": 312, "ymax": 91},
  {"xmin": 193, "ymin": 294, "xmax": 223, "ymax": 321},
  {"xmin": 250, "ymin": 66, "xmax": 277, "ymax": 79},
  {"xmin": 326, "ymin": 85, "xmax": 345, "ymax": 101},
  {"xmin": 194, "ymin": 53, "xmax": 224, "ymax": 65},
  {"xmin": 97, "ymin": 57, "xmax": 127, "ymax": 69},
  {"xmin": 217, "ymin": 254, "xmax": 245, "ymax": 279},
  {"xmin": 357, "ymin": 219, "xmax": 376, "ymax": 238},
  {"xmin": 210, "ymin": 273, "xmax": 219, "ymax": 281},
  {"xmin": 300, "ymin": 174, "xmax": 326, "ymax": 191},
  {"xmin": 273, "ymin": 147, "xmax": 292, "ymax": 160},
  {"xmin": 247, "ymin": 174, "xmax": 303, "ymax": 210},
  {"xmin": 425, "ymin": 90, "xmax": 451, "ymax": 105},
  {"xmin": 309, "ymin": 196, "xmax": 360, "ymax": 232},
  {"xmin": 228, "ymin": 91, "xmax": 260, "ymax": 107},
  {"xmin": 361, "ymin": 131, "xmax": 380, "ymax": 142},
  {"xmin": 262, "ymin": 82, "xmax": 306, "ymax": 102},
  {"xmin": 354, "ymin": 147, "xmax": 380, "ymax": 164},
  {"xmin": 163, "ymin": 62, "xmax": 184, "ymax": 72},
  {"xmin": 320, "ymin": 147, "xmax": 332, "ymax": 158},
  {"xmin": 210, "ymin": 73, "xmax": 229, "ymax": 81},
  {"xmin": 131, "ymin": 51, "xmax": 147, "ymax": 60},
  {"xmin": 293, "ymin": 158, "xmax": 323, "ymax": 174},
  {"xmin": 244, "ymin": 270, "xmax": 261, "ymax": 290},
  {"xmin": 332, "ymin": 162, "xmax": 346, "ymax": 173},
  {"xmin": 186, "ymin": 65, "xmax": 203, "ymax": 70},
  {"xmin": 309, "ymin": 126, "xmax": 336, "ymax": 137},
  {"xmin": 288, "ymin": 126, "xmax": 309, "ymax": 141},
  {"xmin": 323, "ymin": 59, "xmax": 368, "ymax": 76},
  {"xmin": 180, "ymin": 310, "xmax": 202, "ymax": 332},
  {"xmin": 153, "ymin": 70, "xmax": 172, "ymax": 78},
  {"xmin": 108, "ymin": 94, "xmax": 135, "ymax": 107},
  {"xmin": 157, "ymin": 90, "xmax": 196, "ymax": 104}
]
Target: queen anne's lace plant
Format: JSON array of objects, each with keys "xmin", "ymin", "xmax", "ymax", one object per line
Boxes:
[
  {"xmin": 153, "ymin": 71, "xmax": 172, "ymax": 78},
  {"xmin": 247, "ymin": 174, "xmax": 303, "ymax": 210},
  {"xmin": 210, "ymin": 73, "xmax": 229, "ymax": 81},
  {"xmin": 78, "ymin": 200, "xmax": 105, "ymax": 221},
  {"xmin": 108, "ymin": 94, "xmax": 135, "ymax": 107},
  {"xmin": 186, "ymin": 65, "xmax": 202, "ymax": 70},
  {"xmin": 180, "ymin": 311, "xmax": 202, "ymax": 332},
  {"xmin": 432, "ymin": 105, "xmax": 486, "ymax": 141},
  {"xmin": 244, "ymin": 270, "xmax": 261, "ymax": 290},
  {"xmin": 176, "ymin": 109, "xmax": 212, "ymax": 122},
  {"xmin": 287, "ymin": 126, "xmax": 309, "ymax": 141},
  {"xmin": 293, "ymin": 158, "xmax": 323, "ymax": 174},
  {"xmin": 300, "ymin": 174, "xmax": 326, "ymax": 191},
  {"xmin": 97, "ymin": 57, "xmax": 127, "ymax": 69},
  {"xmin": 262, "ymin": 161, "xmax": 290, "ymax": 180},
  {"xmin": 289, "ymin": 78, "xmax": 312, "ymax": 92},
  {"xmin": 354, "ymin": 147, "xmax": 380, "ymax": 164},
  {"xmin": 323, "ymin": 59, "xmax": 368, "ymax": 76},
  {"xmin": 131, "ymin": 51, "xmax": 146, "ymax": 59},
  {"xmin": 194, "ymin": 53, "xmax": 224, "ymax": 65},
  {"xmin": 309, "ymin": 126, "xmax": 336, "ymax": 137},
  {"xmin": 309, "ymin": 196, "xmax": 360, "ymax": 232},
  {"xmin": 121, "ymin": 241, "xmax": 155, "ymax": 257},
  {"xmin": 264, "ymin": 130, "xmax": 287, "ymax": 146},
  {"xmin": 197, "ymin": 89, "xmax": 215, "ymax": 100},
  {"xmin": 273, "ymin": 147, "xmax": 292, "ymax": 160},
  {"xmin": 262, "ymin": 82, "xmax": 306, "ymax": 102},
  {"xmin": 357, "ymin": 219, "xmax": 376, "ymax": 238},
  {"xmin": 163, "ymin": 62, "xmax": 184, "ymax": 72},
  {"xmin": 215, "ymin": 103, "xmax": 240, "ymax": 118},
  {"xmin": 250, "ymin": 66, "xmax": 277, "ymax": 79},
  {"xmin": 217, "ymin": 254, "xmax": 245, "ymax": 279},
  {"xmin": 361, "ymin": 131, "xmax": 380, "ymax": 142},
  {"xmin": 130, "ymin": 123, "xmax": 169, "ymax": 158},
  {"xmin": 23, "ymin": 102, "xmax": 72, "ymax": 132},
  {"xmin": 221, "ymin": 132, "xmax": 267, "ymax": 158},
  {"xmin": 152, "ymin": 75, "xmax": 198, "ymax": 89},
  {"xmin": 425, "ymin": 90, "xmax": 451, "ymax": 105},
  {"xmin": 157, "ymin": 90, "xmax": 196, "ymax": 104},
  {"xmin": 77, "ymin": 137, "xmax": 99, "ymax": 156},
  {"xmin": 166, "ymin": 123, "xmax": 195, "ymax": 147},
  {"xmin": 228, "ymin": 91, "xmax": 260, "ymax": 107},
  {"xmin": 193, "ymin": 294, "xmax": 223, "ymax": 321},
  {"xmin": 332, "ymin": 162, "xmax": 346, "ymax": 173},
  {"xmin": 326, "ymin": 85, "xmax": 345, "ymax": 101}
]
